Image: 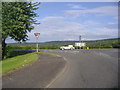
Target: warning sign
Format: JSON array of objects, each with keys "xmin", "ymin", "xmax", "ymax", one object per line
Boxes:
[{"xmin": 34, "ymin": 33, "xmax": 40, "ymax": 39}]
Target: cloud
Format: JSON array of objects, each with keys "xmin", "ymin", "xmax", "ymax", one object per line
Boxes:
[
  {"xmin": 27, "ymin": 21, "xmax": 118, "ymax": 42},
  {"xmin": 84, "ymin": 20, "xmax": 102, "ymax": 27},
  {"xmin": 104, "ymin": 23, "xmax": 118, "ymax": 29},
  {"xmin": 64, "ymin": 6, "xmax": 118, "ymax": 18},
  {"xmin": 64, "ymin": 38, "xmax": 77, "ymax": 41},
  {"xmin": 27, "ymin": 22, "xmax": 87, "ymax": 42},
  {"xmin": 84, "ymin": 21, "xmax": 117, "ymax": 29},
  {"xmin": 67, "ymin": 4, "xmax": 86, "ymax": 9},
  {"xmin": 6, "ymin": 20, "xmax": 118, "ymax": 43},
  {"xmin": 41, "ymin": 16, "xmax": 65, "ymax": 22},
  {"xmin": 71, "ymin": 5, "xmax": 81, "ymax": 9},
  {"xmin": 94, "ymin": 28, "xmax": 118, "ymax": 38}
]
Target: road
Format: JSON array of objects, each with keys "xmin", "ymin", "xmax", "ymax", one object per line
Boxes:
[
  {"xmin": 3, "ymin": 53, "xmax": 66, "ymax": 88},
  {"xmin": 42, "ymin": 49, "xmax": 118, "ymax": 88}
]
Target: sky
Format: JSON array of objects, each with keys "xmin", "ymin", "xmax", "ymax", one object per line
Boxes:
[{"xmin": 6, "ymin": 2, "xmax": 118, "ymax": 43}]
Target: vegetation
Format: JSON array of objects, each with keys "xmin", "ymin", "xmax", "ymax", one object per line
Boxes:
[
  {"xmin": 85, "ymin": 38, "xmax": 119, "ymax": 49},
  {"xmin": 0, "ymin": 44, "xmax": 2, "ymax": 60},
  {"xmin": 2, "ymin": 38, "xmax": 119, "ymax": 58},
  {"xmin": 7, "ymin": 38, "xmax": 120, "ymax": 50},
  {"xmin": 1, "ymin": 53, "xmax": 38, "ymax": 74},
  {"xmin": 6, "ymin": 50, "xmax": 34, "ymax": 58},
  {"xmin": 2, "ymin": 2, "xmax": 40, "ymax": 59},
  {"xmin": 1, "ymin": 38, "xmax": 118, "ymax": 74}
]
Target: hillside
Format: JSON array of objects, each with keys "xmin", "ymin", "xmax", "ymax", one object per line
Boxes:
[{"xmin": 7, "ymin": 38, "xmax": 120, "ymax": 49}]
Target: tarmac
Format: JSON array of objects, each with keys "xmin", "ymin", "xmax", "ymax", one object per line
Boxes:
[{"xmin": 2, "ymin": 53, "xmax": 66, "ymax": 88}]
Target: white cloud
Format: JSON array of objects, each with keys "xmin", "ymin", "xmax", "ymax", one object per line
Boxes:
[
  {"xmin": 67, "ymin": 4, "xmax": 86, "ymax": 9},
  {"xmin": 71, "ymin": 5, "xmax": 81, "ymax": 9},
  {"xmin": 64, "ymin": 6, "xmax": 118, "ymax": 18},
  {"xmin": 6, "ymin": 20, "xmax": 118, "ymax": 43},
  {"xmin": 64, "ymin": 38, "xmax": 76, "ymax": 41},
  {"xmin": 84, "ymin": 20, "xmax": 102, "ymax": 26},
  {"xmin": 104, "ymin": 23, "xmax": 117, "ymax": 29},
  {"xmin": 27, "ymin": 21, "xmax": 118, "ymax": 42},
  {"xmin": 27, "ymin": 22, "xmax": 87, "ymax": 42},
  {"xmin": 114, "ymin": 16, "xmax": 118, "ymax": 20},
  {"xmin": 95, "ymin": 28, "xmax": 118, "ymax": 37},
  {"xmin": 84, "ymin": 21, "xmax": 117, "ymax": 29},
  {"xmin": 41, "ymin": 16, "xmax": 65, "ymax": 22}
]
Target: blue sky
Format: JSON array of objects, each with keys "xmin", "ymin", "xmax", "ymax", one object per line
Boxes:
[{"xmin": 6, "ymin": 2, "xmax": 118, "ymax": 43}]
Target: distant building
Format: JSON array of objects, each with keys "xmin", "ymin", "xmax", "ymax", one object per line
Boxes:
[{"xmin": 75, "ymin": 42, "xmax": 86, "ymax": 47}]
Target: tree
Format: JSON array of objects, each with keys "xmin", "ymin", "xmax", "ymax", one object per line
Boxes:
[{"xmin": 2, "ymin": 2, "xmax": 40, "ymax": 59}]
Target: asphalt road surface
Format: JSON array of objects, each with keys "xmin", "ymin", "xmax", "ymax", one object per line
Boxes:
[
  {"xmin": 3, "ymin": 53, "xmax": 66, "ymax": 88},
  {"xmin": 42, "ymin": 49, "xmax": 118, "ymax": 88}
]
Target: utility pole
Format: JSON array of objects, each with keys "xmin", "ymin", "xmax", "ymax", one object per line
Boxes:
[
  {"xmin": 79, "ymin": 35, "xmax": 82, "ymax": 49},
  {"xmin": 79, "ymin": 35, "xmax": 81, "ymax": 42}
]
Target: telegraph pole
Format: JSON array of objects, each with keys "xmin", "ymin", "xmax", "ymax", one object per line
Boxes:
[
  {"xmin": 79, "ymin": 35, "xmax": 81, "ymax": 49},
  {"xmin": 79, "ymin": 35, "xmax": 81, "ymax": 42}
]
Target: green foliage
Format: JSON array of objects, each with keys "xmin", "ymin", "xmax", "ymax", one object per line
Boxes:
[
  {"xmin": 6, "ymin": 50, "xmax": 34, "ymax": 58},
  {"xmin": 86, "ymin": 38, "xmax": 119, "ymax": 49},
  {"xmin": 113, "ymin": 39, "xmax": 120, "ymax": 48},
  {"xmin": 2, "ymin": 2, "xmax": 40, "ymax": 59},
  {"xmin": 6, "ymin": 38, "xmax": 120, "ymax": 54},
  {"xmin": 2, "ymin": 2, "xmax": 40, "ymax": 41},
  {"xmin": 0, "ymin": 44, "xmax": 2, "ymax": 60},
  {"xmin": 5, "ymin": 45, "xmax": 36, "ymax": 58},
  {"xmin": 0, "ymin": 2, "xmax": 2, "ymax": 60}
]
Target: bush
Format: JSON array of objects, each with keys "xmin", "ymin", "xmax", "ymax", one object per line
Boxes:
[
  {"xmin": 112, "ymin": 43, "xmax": 120, "ymax": 48},
  {"xmin": 6, "ymin": 50, "xmax": 34, "ymax": 58}
]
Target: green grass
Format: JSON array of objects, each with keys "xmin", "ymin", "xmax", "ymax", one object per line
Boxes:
[
  {"xmin": 0, "ymin": 61, "xmax": 2, "ymax": 75},
  {"xmin": 1, "ymin": 53, "xmax": 39, "ymax": 74}
]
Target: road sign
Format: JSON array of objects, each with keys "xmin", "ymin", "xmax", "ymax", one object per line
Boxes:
[
  {"xmin": 34, "ymin": 33, "xmax": 40, "ymax": 39},
  {"xmin": 34, "ymin": 33, "xmax": 40, "ymax": 52}
]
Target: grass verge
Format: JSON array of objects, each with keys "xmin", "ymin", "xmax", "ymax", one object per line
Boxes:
[{"xmin": 1, "ymin": 53, "xmax": 39, "ymax": 74}]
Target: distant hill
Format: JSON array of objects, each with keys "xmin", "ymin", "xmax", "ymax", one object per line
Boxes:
[{"xmin": 7, "ymin": 38, "xmax": 120, "ymax": 49}]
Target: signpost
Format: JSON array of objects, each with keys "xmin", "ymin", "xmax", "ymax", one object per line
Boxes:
[{"xmin": 34, "ymin": 33, "xmax": 40, "ymax": 52}]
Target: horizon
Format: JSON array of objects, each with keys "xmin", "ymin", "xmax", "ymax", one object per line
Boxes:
[
  {"xmin": 7, "ymin": 37, "xmax": 119, "ymax": 44},
  {"xmin": 6, "ymin": 2, "xmax": 118, "ymax": 43}
]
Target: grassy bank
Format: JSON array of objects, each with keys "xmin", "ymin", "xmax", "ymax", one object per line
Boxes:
[{"xmin": 1, "ymin": 53, "xmax": 39, "ymax": 74}]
